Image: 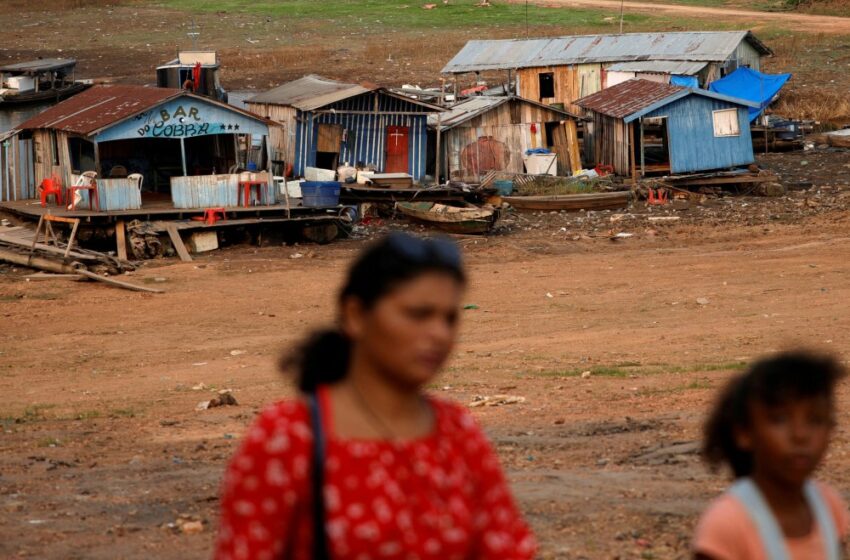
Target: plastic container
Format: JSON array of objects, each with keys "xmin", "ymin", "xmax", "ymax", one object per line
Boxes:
[
  {"xmin": 301, "ymin": 181, "xmax": 341, "ymax": 207},
  {"xmin": 493, "ymin": 180, "xmax": 514, "ymax": 196}
]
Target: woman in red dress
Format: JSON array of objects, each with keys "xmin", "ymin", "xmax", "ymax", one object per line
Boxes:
[{"xmin": 215, "ymin": 233, "xmax": 536, "ymax": 560}]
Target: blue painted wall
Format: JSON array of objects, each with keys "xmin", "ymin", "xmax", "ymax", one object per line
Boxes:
[
  {"xmin": 96, "ymin": 96, "xmax": 269, "ymax": 142},
  {"xmin": 293, "ymin": 92, "xmax": 430, "ymax": 180},
  {"xmin": 643, "ymin": 95, "xmax": 753, "ymax": 174}
]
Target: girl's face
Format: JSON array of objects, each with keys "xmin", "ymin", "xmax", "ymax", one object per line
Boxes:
[
  {"xmin": 736, "ymin": 395, "xmax": 835, "ymax": 485},
  {"xmin": 343, "ymin": 272, "xmax": 464, "ymax": 389}
]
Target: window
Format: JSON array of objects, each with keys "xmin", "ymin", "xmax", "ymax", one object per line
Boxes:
[
  {"xmin": 538, "ymin": 72, "xmax": 555, "ymax": 99},
  {"xmin": 713, "ymin": 109, "xmax": 740, "ymax": 137}
]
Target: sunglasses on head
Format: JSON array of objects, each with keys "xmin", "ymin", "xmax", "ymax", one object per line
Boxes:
[{"xmin": 385, "ymin": 232, "xmax": 463, "ymax": 270}]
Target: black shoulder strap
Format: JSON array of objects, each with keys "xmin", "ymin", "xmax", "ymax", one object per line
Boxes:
[{"xmin": 307, "ymin": 392, "xmax": 330, "ymax": 560}]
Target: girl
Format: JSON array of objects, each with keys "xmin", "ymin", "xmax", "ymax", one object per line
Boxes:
[
  {"xmin": 694, "ymin": 351, "xmax": 849, "ymax": 560},
  {"xmin": 215, "ymin": 233, "xmax": 536, "ymax": 560}
]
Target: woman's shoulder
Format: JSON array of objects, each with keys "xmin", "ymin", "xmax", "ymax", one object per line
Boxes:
[
  {"xmin": 243, "ymin": 398, "xmax": 313, "ymax": 450},
  {"xmin": 693, "ymin": 490, "xmax": 756, "ymax": 560},
  {"xmin": 430, "ymin": 395, "xmax": 481, "ymax": 433}
]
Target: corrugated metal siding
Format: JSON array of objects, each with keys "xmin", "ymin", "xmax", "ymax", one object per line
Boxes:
[
  {"xmin": 0, "ymin": 135, "xmax": 35, "ymax": 202},
  {"xmin": 96, "ymin": 178, "xmax": 142, "ymax": 211},
  {"xmin": 293, "ymin": 92, "xmax": 431, "ymax": 180},
  {"xmin": 171, "ymin": 173, "xmax": 276, "ymax": 208},
  {"xmin": 643, "ymin": 95, "xmax": 753, "ymax": 173},
  {"xmin": 64, "ymin": 176, "xmax": 142, "ymax": 211}
]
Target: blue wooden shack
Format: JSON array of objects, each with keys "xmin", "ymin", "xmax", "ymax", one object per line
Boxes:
[
  {"xmin": 246, "ymin": 75, "xmax": 442, "ymax": 181},
  {"xmin": 575, "ymin": 79, "xmax": 759, "ymax": 178}
]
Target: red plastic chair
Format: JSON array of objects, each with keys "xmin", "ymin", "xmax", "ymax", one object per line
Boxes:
[{"xmin": 39, "ymin": 176, "xmax": 64, "ymax": 207}]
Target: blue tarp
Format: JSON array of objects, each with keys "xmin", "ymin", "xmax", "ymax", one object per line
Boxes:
[
  {"xmin": 708, "ymin": 67, "xmax": 792, "ymax": 122},
  {"xmin": 671, "ymin": 75, "xmax": 698, "ymax": 88}
]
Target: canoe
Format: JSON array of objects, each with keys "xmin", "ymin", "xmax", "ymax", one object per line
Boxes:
[
  {"xmin": 395, "ymin": 202, "xmax": 499, "ymax": 235},
  {"xmin": 503, "ymin": 191, "xmax": 632, "ymax": 212}
]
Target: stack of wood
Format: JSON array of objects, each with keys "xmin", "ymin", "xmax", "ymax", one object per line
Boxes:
[{"xmin": 0, "ymin": 217, "xmax": 161, "ymax": 293}]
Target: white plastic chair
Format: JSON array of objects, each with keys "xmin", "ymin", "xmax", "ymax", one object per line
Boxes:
[{"xmin": 127, "ymin": 173, "xmax": 143, "ymax": 209}]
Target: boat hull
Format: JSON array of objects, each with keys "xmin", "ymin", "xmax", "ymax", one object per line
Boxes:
[
  {"xmin": 503, "ymin": 191, "xmax": 632, "ymax": 211},
  {"xmin": 396, "ymin": 202, "xmax": 498, "ymax": 235},
  {"xmin": 0, "ymin": 82, "xmax": 90, "ymax": 106}
]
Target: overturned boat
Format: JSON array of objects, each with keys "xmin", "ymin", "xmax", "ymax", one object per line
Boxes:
[{"xmin": 395, "ymin": 201, "xmax": 499, "ymax": 235}]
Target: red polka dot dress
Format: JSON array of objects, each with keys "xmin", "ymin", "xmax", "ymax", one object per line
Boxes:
[{"xmin": 215, "ymin": 387, "xmax": 536, "ymax": 559}]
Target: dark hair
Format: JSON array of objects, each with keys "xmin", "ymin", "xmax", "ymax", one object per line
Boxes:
[
  {"xmin": 702, "ymin": 351, "xmax": 844, "ymax": 478},
  {"xmin": 281, "ymin": 232, "xmax": 466, "ymax": 392}
]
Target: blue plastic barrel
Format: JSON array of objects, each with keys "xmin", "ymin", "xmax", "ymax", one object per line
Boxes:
[
  {"xmin": 493, "ymin": 180, "xmax": 514, "ymax": 195},
  {"xmin": 301, "ymin": 181, "xmax": 341, "ymax": 207}
]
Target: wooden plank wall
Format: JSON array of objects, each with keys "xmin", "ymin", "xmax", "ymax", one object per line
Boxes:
[
  {"xmin": 245, "ymin": 103, "xmax": 296, "ymax": 166},
  {"xmin": 590, "ymin": 113, "xmax": 631, "ymax": 176},
  {"xmin": 518, "ymin": 64, "xmax": 603, "ymax": 113}
]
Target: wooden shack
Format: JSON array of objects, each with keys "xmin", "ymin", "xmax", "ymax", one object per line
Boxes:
[
  {"xmin": 0, "ymin": 84, "xmax": 273, "ymax": 209},
  {"xmin": 429, "ymin": 96, "xmax": 581, "ymax": 182},
  {"xmin": 575, "ymin": 79, "xmax": 759, "ymax": 178},
  {"xmin": 442, "ymin": 31, "xmax": 771, "ymax": 113},
  {"xmin": 246, "ymin": 75, "xmax": 442, "ymax": 181}
]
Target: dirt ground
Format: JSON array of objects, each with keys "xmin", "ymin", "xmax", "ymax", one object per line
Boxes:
[{"xmin": 3, "ymin": 147, "xmax": 850, "ymax": 558}]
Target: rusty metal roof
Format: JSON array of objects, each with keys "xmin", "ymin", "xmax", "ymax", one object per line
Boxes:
[
  {"xmin": 576, "ymin": 78, "xmax": 758, "ymax": 121},
  {"xmin": 575, "ymin": 80, "xmax": 684, "ymax": 119},
  {"xmin": 442, "ymin": 31, "xmax": 771, "ymax": 73},
  {"xmin": 17, "ymin": 84, "xmax": 182, "ymax": 135}
]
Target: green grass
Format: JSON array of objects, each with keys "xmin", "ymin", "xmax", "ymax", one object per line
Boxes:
[
  {"xmin": 533, "ymin": 360, "xmax": 747, "ymax": 378},
  {"xmin": 38, "ymin": 437, "xmax": 62, "ymax": 448},
  {"xmin": 74, "ymin": 410, "xmax": 102, "ymax": 421},
  {"xmin": 158, "ymin": 0, "xmax": 660, "ymax": 32}
]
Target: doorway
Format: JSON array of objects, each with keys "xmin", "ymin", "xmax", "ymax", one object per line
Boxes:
[
  {"xmin": 316, "ymin": 123, "xmax": 342, "ymax": 170},
  {"xmin": 385, "ymin": 126, "xmax": 409, "ymax": 174},
  {"xmin": 636, "ymin": 117, "xmax": 671, "ymax": 175}
]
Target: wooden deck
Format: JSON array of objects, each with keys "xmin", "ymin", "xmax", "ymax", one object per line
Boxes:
[{"xmin": 0, "ymin": 197, "xmax": 341, "ymax": 224}]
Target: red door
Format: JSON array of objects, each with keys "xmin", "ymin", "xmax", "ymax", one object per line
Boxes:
[{"xmin": 385, "ymin": 126, "xmax": 409, "ymax": 173}]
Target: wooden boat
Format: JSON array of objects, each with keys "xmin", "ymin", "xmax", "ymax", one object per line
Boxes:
[
  {"xmin": 503, "ymin": 191, "xmax": 632, "ymax": 212},
  {"xmin": 0, "ymin": 58, "xmax": 90, "ymax": 105},
  {"xmin": 395, "ymin": 202, "xmax": 499, "ymax": 235}
]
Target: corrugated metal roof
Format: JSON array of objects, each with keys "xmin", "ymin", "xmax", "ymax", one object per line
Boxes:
[
  {"xmin": 442, "ymin": 31, "xmax": 771, "ymax": 73},
  {"xmin": 429, "ymin": 97, "xmax": 507, "ymax": 129},
  {"xmin": 0, "ymin": 58, "xmax": 77, "ymax": 73},
  {"xmin": 428, "ymin": 96, "xmax": 578, "ymax": 130},
  {"xmin": 576, "ymin": 79, "xmax": 684, "ymax": 119},
  {"xmin": 246, "ymin": 74, "xmax": 375, "ymax": 110},
  {"xmin": 17, "ymin": 85, "xmax": 181, "ymax": 135},
  {"xmin": 576, "ymin": 78, "xmax": 759, "ymax": 121},
  {"xmin": 606, "ymin": 60, "xmax": 708, "ymax": 75},
  {"xmin": 247, "ymin": 74, "xmax": 443, "ymax": 112}
]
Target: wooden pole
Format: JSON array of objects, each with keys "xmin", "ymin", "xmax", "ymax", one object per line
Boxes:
[
  {"xmin": 115, "ymin": 219, "xmax": 128, "ymax": 262},
  {"xmin": 435, "ymin": 113, "xmax": 442, "ymax": 186},
  {"xmin": 93, "ymin": 140, "xmax": 101, "ymax": 178},
  {"xmin": 0, "ymin": 247, "xmax": 82, "ymax": 274},
  {"xmin": 629, "ymin": 122, "xmax": 637, "ymax": 185},
  {"xmin": 639, "ymin": 118, "xmax": 645, "ymax": 177},
  {"xmin": 180, "ymin": 138, "xmax": 188, "ymax": 176}
]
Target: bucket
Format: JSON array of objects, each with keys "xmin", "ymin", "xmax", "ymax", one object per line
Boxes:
[
  {"xmin": 301, "ymin": 181, "xmax": 341, "ymax": 207},
  {"xmin": 493, "ymin": 179, "xmax": 514, "ymax": 196}
]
